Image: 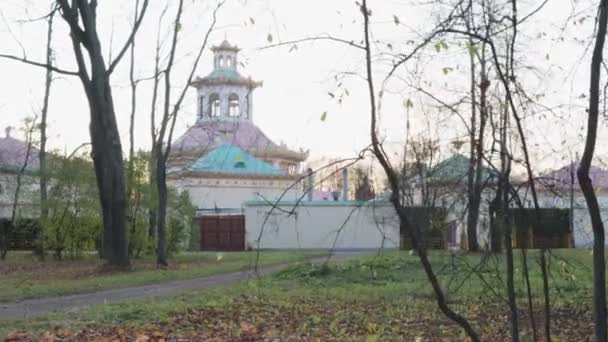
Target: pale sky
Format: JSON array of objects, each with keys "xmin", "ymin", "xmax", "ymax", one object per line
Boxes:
[{"xmin": 0, "ymin": 0, "xmax": 602, "ymax": 174}]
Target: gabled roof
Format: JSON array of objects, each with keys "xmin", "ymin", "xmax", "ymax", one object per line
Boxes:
[
  {"xmin": 428, "ymin": 154, "xmax": 496, "ymax": 184},
  {"xmin": 0, "ymin": 136, "xmax": 39, "ymax": 173},
  {"xmin": 189, "ymin": 144, "xmax": 285, "ymax": 176}
]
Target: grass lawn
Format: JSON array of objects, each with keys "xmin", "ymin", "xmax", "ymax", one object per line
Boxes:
[
  {"xmin": 0, "ymin": 250, "xmax": 326, "ymax": 303},
  {"xmin": 0, "ymin": 249, "xmax": 596, "ymax": 341}
]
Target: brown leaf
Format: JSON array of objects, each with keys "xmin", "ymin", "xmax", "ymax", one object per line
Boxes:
[
  {"xmin": 5, "ymin": 331, "xmax": 31, "ymax": 342},
  {"xmin": 240, "ymin": 321, "xmax": 257, "ymax": 335},
  {"xmin": 131, "ymin": 335, "xmax": 147, "ymax": 342}
]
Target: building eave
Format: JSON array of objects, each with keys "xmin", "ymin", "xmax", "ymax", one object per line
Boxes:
[
  {"xmin": 190, "ymin": 77, "xmax": 263, "ymax": 89},
  {"xmin": 168, "ymin": 171, "xmax": 303, "ymax": 181}
]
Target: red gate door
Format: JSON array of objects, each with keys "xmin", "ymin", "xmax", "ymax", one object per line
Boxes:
[{"xmin": 199, "ymin": 215, "xmax": 245, "ymax": 251}]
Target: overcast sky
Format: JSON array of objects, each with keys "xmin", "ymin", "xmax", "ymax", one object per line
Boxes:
[{"xmin": 0, "ymin": 0, "xmax": 601, "ymax": 173}]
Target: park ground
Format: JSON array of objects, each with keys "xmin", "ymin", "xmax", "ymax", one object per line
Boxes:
[
  {"xmin": 0, "ymin": 250, "xmax": 327, "ymax": 303},
  {"xmin": 0, "ymin": 249, "xmax": 598, "ymax": 341}
]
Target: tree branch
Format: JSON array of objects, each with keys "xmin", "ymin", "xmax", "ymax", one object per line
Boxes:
[
  {"xmin": 0, "ymin": 53, "xmax": 78, "ymax": 76},
  {"xmin": 260, "ymin": 35, "xmax": 365, "ymax": 51},
  {"xmin": 106, "ymin": 0, "xmax": 150, "ymax": 76}
]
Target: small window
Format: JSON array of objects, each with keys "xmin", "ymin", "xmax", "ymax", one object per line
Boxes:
[
  {"xmin": 229, "ymin": 94, "xmax": 240, "ymax": 117},
  {"xmin": 198, "ymin": 96, "xmax": 204, "ymax": 118},
  {"xmin": 219, "ymin": 56, "xmax": 224, "ymax": 68},
  {"xmin": 209, "ymin": 93, "xmax": 220, "ymax": 117},
  {"xmin": 234, "ymin": 161, "xmax": 246, "ymax": 169},
  {"xmin": 226, "ymin": 57, "xmax": 233, "ymax": 67}
]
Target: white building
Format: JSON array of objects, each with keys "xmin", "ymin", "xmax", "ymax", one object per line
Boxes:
[
  {"xmin": 0, "ymin": 127, "xmax": 39, "ymax": 220},
  {"xmin": 167, "ymin": 41, "xmax": 309, "ymax": 250}
]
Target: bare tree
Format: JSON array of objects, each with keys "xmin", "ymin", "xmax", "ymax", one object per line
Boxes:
[
  {"xmin": 578, "ymin": 0, "xmax": 608, "ymax": 340},
  {"xmin": 53, "ymin": 0, "xmax": 150, "ymax": 267},
  {"xmin": 126, "ymin": 0, "xmax": 141, "ymax": 257},
  {"xmin": 153, "ymin": 0, "xmax": 223, "ymax": 267},
  {"xmin": 36, "ymin": 6, "xmax": 56, "ymax": 260},
  {"xmin": 360, "ymin": 0, "xmax": 480, "ymax": 340}
]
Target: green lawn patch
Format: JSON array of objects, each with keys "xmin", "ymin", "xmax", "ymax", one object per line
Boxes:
[
  {"xmin": 0, "ymin": 250, "xmax": 326, "ymax": 303},
  {"xmin": 0, "ymin": 249, "xmax": 596, "ymax": 340}
]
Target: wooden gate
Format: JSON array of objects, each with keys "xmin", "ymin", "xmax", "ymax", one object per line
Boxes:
[{"xmin": 198, "ymin": 215, "xmax": 245, "ymax": 251}]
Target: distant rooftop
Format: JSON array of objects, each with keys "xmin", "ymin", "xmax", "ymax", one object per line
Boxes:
[
  {"xmin": 538, "ymin": 162, "xmax": 608, "ymax": 189},
  {"xmin": 427, "ymin": 154, "xmax": 496, "ymax": 184},
  {"xmin": 0, "ymin": 128, "xmax": 39, "ymax": 173}
]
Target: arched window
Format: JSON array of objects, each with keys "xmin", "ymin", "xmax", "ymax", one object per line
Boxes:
[
  {"xmin": 209, "ymin": 93, "xmax": 220, "ymax": 117},
  {"xmin": 234, "ymin": 161, "xmax": 246, "ymax": 169},
  {"xmin": 218, "ymin": 56, "xmax": 224, "ymax": 68},
  {"xmin": 228, "ymin": 94, "xmax": 240, "ymax": 117},
  {"xmin": 226, "ymin": 57, "xmax": 233, "ymax": 68}
]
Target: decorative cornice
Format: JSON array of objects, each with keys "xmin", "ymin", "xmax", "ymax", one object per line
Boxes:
[{"xmin": 168, "ymin": 170, "xmax": 302, "ymax": 181}]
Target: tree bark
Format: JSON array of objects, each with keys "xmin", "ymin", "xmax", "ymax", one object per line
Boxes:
[
  {"xmin": 465, "ymin": 1, "xmax": 481, "ymax": 252},
  {"xmin": 578, "ymin": 1, "xmax": 608, "ymax": 340},
  {"xmin": 37, "ymin": 7, "xmax": 56, "ymax": 260},
  {"xmin": 155, "ymin": 0, "xmax": 185, "ymax": 267},
  {"xmin": 127, "ymin": 0, "xmax": 140, "ymax": 257},
  {"xmin": 153, "ymin": 0, "xmax": 222, "ymax": 267},
  {"xmin": 55, "ymin": 0, "xmax": 149, "ymax": 267},
  {"xmin": 86, "ymin": 78, "xmax": 130, "ymax": 268},
  {"xmin": 155, "ymin": 157, "xmax": 168, "ymax": 267},
  {"xmin": 499, "ymin": 91, "xmax": 519, "ymax": 342}
]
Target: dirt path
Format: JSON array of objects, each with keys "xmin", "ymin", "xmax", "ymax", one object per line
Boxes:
[{"xmin": 0, "ymin": 252, "xmax": 362, "ymax": 322}]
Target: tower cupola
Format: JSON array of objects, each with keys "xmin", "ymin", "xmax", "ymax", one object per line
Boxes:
[{"xmin": 190, "ymin": 40, "xmax": 262, "ymax": 122}]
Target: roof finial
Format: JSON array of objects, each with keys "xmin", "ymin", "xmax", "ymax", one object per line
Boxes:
[{"xmin": 4, "ymin": 126, "xmax": 12, "ymax": 138}]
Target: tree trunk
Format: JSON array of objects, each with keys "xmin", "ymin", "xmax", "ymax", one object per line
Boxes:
[
  {"xmin": 126, "ymin": 0, "xmax": 140, "ymax": 257},
  {"xmin": 469, "ymin": 50, "xmax": 488, "ymax": 252},
  {"xmin": 465, "ymin": 2, "xmax": 481, "ymax": 252},
  {"xmin": 578, "ymin": 1, "xmax": 608, "ymax": 340},
  {"xmin": 37, "ymin": 8, "xmax": 55, "ymax": 260},
  {"xmin": 55, "ymin": 0, "xmax": 149, "ymax": 268},
  {"xmin": 87, "ymin": 84, "xmax": 130, "ymax": 268},
  {"xmin": 82, "ymin": 53, "xmax": 130, "ymax": 267},
  {"xmin": 155, "ymin": 153, "xmax": 168, "ymax": 267},
  {"xmin": 499, "ymin": 93, "xmax": 519, "ymax": 341},
  {"xmin": 466, "ymin": 36, "xmax": 478, "ymax": 252}
]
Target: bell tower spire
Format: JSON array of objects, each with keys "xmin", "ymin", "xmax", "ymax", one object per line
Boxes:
[{"xmin": 212, "ymin": 40, "xmax": 239, "ymax": 71}]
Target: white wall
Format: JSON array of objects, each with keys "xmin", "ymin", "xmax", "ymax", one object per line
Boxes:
[
  {"xmin": 244, "ymin": 202, "xmax": 400, "ymax": 250},
  {"xmin": 535, "ymin": 193, "xmax": 608, "ymax": 248},
  {"xmin": 170, "ymin": 176, "xmax": 303, "ymax": 211},
  {"xmin": 0, "ymin": 172, "xmax": 39, "ymax": 219}
]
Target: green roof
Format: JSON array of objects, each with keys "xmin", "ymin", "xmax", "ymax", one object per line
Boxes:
[
  {"xmin": 189, "ymin": 144, "xmax": 286, "ymax": 176},
  {"xmin": 204, "ymin": 68, "xmax": 243, "ymax": 81},
  {"xmin": 428, "ymin": 154, "xmax": 496, "ymax": 183}
]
